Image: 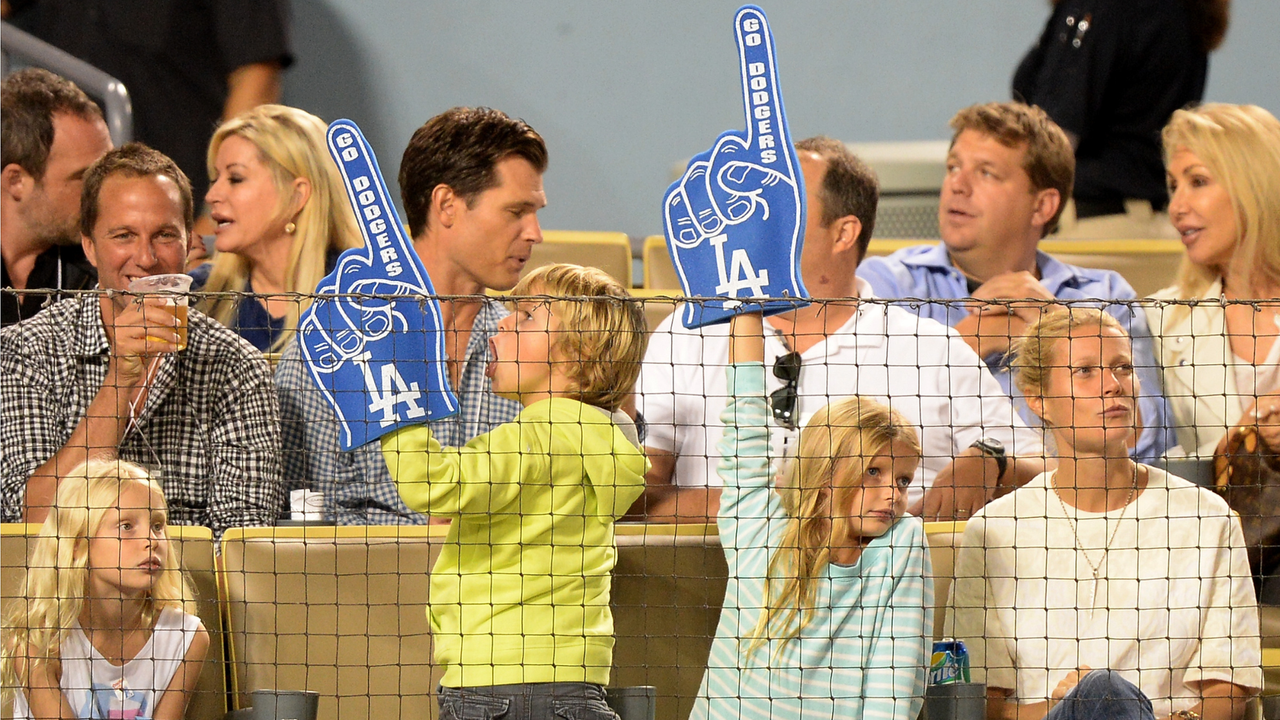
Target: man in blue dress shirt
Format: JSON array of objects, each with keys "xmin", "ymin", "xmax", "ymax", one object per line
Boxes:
[{"xmin": 858, "ymin": 102, "xmax": 1173, "ymax": 461}]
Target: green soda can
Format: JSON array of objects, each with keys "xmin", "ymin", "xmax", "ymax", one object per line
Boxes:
[{"xmin": 928, "ymin": 639, "xmax": 971, "ymax": 685}]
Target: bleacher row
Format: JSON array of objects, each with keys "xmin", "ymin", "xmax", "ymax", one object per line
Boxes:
[
  {"xmin": 0, "ymin": 521, "xmax": 971, "ymax": 720},
  {"xmin": 6, "ymin": 522, "xmax": 1276, "ymax": 720},
  {"xmin": 531, "ymin": 231, "xmax": 1187, "ymax": 328}
]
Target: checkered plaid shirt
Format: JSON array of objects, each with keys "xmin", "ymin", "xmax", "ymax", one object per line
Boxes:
[
  {"xmin": 0, "ymin": 295, "xmax": 283, "ymax": 535},
  {"xmin": 275, "ymin": 298, "xmax": 522, "ymax": 524}
]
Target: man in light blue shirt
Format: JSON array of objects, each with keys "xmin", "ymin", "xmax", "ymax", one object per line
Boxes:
[{"xmin": 858, "ymin": 102, "xmax": 1173, "ymax": 461}]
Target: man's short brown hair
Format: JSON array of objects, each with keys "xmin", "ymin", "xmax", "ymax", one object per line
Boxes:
[
  {"xmin": 1, "ymin": 68, "xmax": 104, "ymax": 181},
  {"xmin": 399, "ymin": 107, "xmax": 548, "ymax": 238},
  {"xmin": 794, "ymin": 136, "xmax": 879, "ymax": 261},
  {"xmin": 81, "ymin": 143, "xmax": 194, "ymax": 237},
  {"xmin": 949, "ymin": 102, "xmax": 1074, "ymax": 234}
]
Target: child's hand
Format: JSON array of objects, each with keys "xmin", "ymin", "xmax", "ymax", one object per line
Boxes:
[{"xmin": 728, "ymin": 313, "xmax": 766, "ymax": 364}]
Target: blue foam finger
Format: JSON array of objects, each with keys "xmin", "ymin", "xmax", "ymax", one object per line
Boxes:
[
  {"xmin": 661, "ymin": 5, "xmax": 808, "ymax": 328},
  {"xmin": 298, "ymin": 119, "xmax": 459, "ymax": 451}
]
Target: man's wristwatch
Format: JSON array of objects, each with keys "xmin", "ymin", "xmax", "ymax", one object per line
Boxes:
[
  {"xmin": 968, "ymin": 437, "xmax": 1007, "ymax": 480},
  {"xmin": 1173, "ymin": 710, "xmax": 1201, "ymax": 720}
]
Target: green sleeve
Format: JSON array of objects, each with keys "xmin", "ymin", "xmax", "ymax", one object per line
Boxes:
[{"xmin": 380, "ymin": 411, "xmax": 547, "ymax": 517}]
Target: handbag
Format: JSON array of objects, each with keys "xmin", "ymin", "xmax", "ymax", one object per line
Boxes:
[{"xmin": 1214, "ymin": 426, "xmax": 1280, "ymax": 585}]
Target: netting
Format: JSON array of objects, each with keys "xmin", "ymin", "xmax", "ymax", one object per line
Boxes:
[{"xmin": 1, "ymin": 288, "xmax": 1276, "ymax": 720}]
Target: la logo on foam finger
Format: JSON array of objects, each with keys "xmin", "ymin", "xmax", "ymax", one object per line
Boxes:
[
  {"xmin": 298, "ymin": 119, "xmax": 459, "ymax": 451},
  {"xmin": 663, "ymin": 4, "xmax": 809, "ymax": 328}
]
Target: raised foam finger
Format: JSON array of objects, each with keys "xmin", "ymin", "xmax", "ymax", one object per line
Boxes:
[
  {"xmin": 733, "ymin": 5, "xmax": 789, "ymax": 164},
  {"xmin": 326, "ymin": 120, "xmax": 432, "ymax": 294}
]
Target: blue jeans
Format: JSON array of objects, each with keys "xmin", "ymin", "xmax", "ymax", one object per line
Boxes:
[
  {"xmin": 437, "ymin": 682, "xmax": 619, "ymax": 720},
  {"xmin": 1044, "ymin": 670, "xmax": 1156, "ymax": 720}
]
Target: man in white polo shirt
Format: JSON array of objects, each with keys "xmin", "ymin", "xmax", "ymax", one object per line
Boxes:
[{"xmin": 636, "ymin": 136, "xmax": 1046, "ymax": 522}]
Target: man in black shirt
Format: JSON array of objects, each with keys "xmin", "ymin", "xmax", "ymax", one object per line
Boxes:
[
  {"xmin": 7, "ymin": 0, "xmax": 293, "ymax": 206},
  {"xmin": 1013, "ymin": 0, "xmax": 1228, "ymax": 239},
  {"xmin": 1, "ymin": 68, "xmax": 112, "ymax": 326}
]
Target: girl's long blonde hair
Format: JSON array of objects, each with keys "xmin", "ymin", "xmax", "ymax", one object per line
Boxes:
[
  {"xmin": 745, "ymin": 396, "xmax": 920, "ymax": 662},
  {"xmin": 1161, "ymin": 104, "xmax": 1280, "ymax": 317},
  {"xmin": 198, "ymin": 104, "xmax": 362, "ymax": 351},
  {"xmin": 0, "ymin": 461, "xmax": 196, "ymax": 704}
]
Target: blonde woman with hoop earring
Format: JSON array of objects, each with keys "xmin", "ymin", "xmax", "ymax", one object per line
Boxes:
[
  {"xmin": 1149, "ymin": 104, "xmax": 1280, "ymax": 460},
  {"xmin": 947, "ymin": 309, "xmax": 1260, "ymax": 720},
  {"xmin": 190, "ymin": 104, "xmax": 361, "ymax": 351}
]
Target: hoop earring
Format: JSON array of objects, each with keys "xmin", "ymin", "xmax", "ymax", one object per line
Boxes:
[{"xmin": 285, "ymin": 222, "xmax": 297, "ymax": 234}]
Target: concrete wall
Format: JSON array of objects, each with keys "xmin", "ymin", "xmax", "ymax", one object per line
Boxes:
[{"xmin": 283, "ymin": 0, "xmax": 1280, "ymax": 239}]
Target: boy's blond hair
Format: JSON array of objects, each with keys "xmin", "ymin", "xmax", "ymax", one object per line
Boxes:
[{"xmin": 511, "ymin": 264, "xmax": 647, "ymax": 412}]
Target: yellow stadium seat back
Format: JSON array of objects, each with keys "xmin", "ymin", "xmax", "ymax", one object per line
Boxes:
[
  {"xmin": 530, "ymin": 231, "xmax": 633, "ymax": 288},
  {"xmin": 864, "ymin": 239, "xmax": 933, "ymax": 259},
  {"xmin": 643, "ymin": 235, "xmax": 680, "ymax": 291},
  {"xmin": 218, "ymin": 526, "xmax": 445, "ymax": 720},
  {"xmin": 629, "ymin": 288, "xmax": 683, "ymax": 332},
  {"xmin": 611, "ymin": 525, "xmax": 727, "ymax": 720},
  {"xmin": 0, "ymin": 523, "xmax": 227, "ymax": 720},
  {"xmin": 925, "ymin": 520, "xmax": 965, "ymax": 642},
  {"xmin": 1038, "ymin": 239, "xmax": 1184, "ymax": 298}
]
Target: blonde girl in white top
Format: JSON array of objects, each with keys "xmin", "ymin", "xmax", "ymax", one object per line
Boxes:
[{"xmin": 1, "ymin": 460, "xmax": 209, "ymax": 719}]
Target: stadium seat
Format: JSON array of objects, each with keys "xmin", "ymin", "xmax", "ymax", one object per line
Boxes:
[
  {"xmin": 218, "ymin": 526, "xmax": 444, "ymax": 720},
  {"xmin": 924, "ymin": 521, "xmax": 965, "ymax": 642},
  {"xmin": 0, "ymin": 523, "xmax": 228, "ymax": 720},
  {"xmin": 530, "ymin": 231, "xmax": 634, "ymax": 288},
  {"xmin": 643, "ymin": 235, "xmax": 680, "ymax": 291},
  {"xmin": 629, "ymin": 288, "xmax": 682, "ymax": 331},
  {"xmin": 611, "ymin": 525, "xmax": 726, "ymax": 720}
]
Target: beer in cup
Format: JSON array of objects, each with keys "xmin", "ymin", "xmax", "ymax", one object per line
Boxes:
[{"xmin": 128, "ymin": 274, "xmax": 193, "ymax": 351}]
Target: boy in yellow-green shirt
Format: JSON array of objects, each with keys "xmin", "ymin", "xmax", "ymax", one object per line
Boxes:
[{"xmin": 382, "ymin": 264, "xmax": 649, "ymax": 718}]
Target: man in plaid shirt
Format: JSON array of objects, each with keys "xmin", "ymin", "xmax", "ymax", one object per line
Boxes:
[
  {"xmin": 274, "ymin": 107, "xmax": 547, "ymax": 524},
  {"xmin": 0, "ymin": 143, "xmax": 282, "ymax": 536}
]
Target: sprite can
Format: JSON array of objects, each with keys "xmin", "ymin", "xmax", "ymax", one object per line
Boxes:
[{"xmin": 928, "ymin": 639, "xmax": 971, "ymax": 685}]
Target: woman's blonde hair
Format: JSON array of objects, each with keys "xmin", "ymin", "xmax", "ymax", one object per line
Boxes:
[
  {"xmin": 745, "ymin": 396, "xmax": 920, "ymax": 661},
  {"xmin": 1011, "ymin": 308, "xmax": 1127, "ymax": 413},
  {"xmin": 0, "ymin": 460, "xmax": 196, "ymax": 704},
  {"xmin": 510, "ymin": 264, "xmax": 647, "ymax": 412},
  {"xmin": 1162, "ymin": 104, "xmax": 1280, "ymax": 306},
  {"xmin": 199, "ymin": 104, "xmax": 361, "ymax": 351}
]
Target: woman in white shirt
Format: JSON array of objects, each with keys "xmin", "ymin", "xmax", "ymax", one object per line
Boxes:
[
  {"xmin": 947, "ymin": 308, "xmax": 1261, "ymax": 720},
  {"xmin": 1149, "ymin": 104, "xmax": 1280, "ymax": 458}
]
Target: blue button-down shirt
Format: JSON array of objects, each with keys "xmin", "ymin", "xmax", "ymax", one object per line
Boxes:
[
  {"xmin": 858, "ymin": 242, "xmax": 1174, "ymax": 462},
  {"xmin": 274, "ymin": 298, "xmax": 522, "ymax": 524}
]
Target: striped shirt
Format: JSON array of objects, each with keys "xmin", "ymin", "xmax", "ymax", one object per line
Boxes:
[
  {"xmin": 274, "ymin": 298, "xmax": 521, "ymax": 524},
  {"xmin": 693, "ymin": 363, "xmax": 932, "ymax": 720}
]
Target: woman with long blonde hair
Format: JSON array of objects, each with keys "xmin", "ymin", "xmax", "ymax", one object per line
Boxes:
[
  {"xmin": 1, "ymin": 460, "xmax": 209, "ymax": 719},
  {"xmin": 191, "ymin": 104, "xmax": 361, "ymax": 351},
  {"xmin": 1150, "ymin": 103, "xmax": 1280, "ymax": 457},
  {"xmin": 692, "ymin": 312, "xmax": 931, "ymax": 720}
]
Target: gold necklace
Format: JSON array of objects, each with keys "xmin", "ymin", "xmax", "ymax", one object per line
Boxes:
[{"xmin": 1050, "ymin": 466, "xmax": 1138, "ymax": 603}]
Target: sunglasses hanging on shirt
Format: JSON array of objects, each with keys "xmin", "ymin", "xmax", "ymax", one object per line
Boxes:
[{"xmin": 769, "ymin": 351, "xmax": 802, "ymax": 430}]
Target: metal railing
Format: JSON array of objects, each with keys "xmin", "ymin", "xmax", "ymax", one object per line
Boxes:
[{"xmin": 1, "ymin": 21, "xmax": 132, "ymax": 145}]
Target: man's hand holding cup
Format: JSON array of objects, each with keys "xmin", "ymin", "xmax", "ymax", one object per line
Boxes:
[{"xmin": 114, "ymin": 273, "xmax": 192, "ymax": 387}]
